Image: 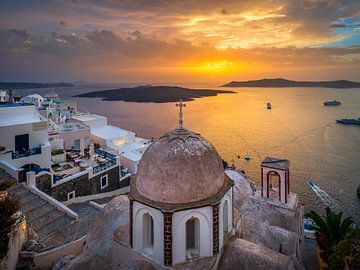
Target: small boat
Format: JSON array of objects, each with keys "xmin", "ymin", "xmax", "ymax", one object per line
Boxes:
[
  {"xmin": 244, "ymin": 155, "xmax": 252, "ymax": 161},
  {"xmin": 336, "ymin": 117, "xmax": 360, "ymax": 125},
  {"xmin": 267, "ymin": 102, "xmax": 272, "ymax": 110},
  {"xmin": 307, "ymin": 181, "xmax": 315, "ymax": 188},
  {"xmin": 323, "ymin": 100, "xmax": 341, "ymax": 106}
]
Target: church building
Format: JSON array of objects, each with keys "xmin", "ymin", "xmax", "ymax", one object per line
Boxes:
[{"xmin": 129, "ymin": 100, "xmax": 234, "ymax": 267}]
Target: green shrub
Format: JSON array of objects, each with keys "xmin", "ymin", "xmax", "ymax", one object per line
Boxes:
[
  {"xmin": 94, "ymin": 143, "xmax": 101, "ymax": 149},
  {"xmin": 51, "ymin": 148, "xmax": 65, "ymax": 155}
]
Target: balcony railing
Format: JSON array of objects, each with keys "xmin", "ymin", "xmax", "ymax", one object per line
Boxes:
[
  {"xmin": 12, "ymin": 146, "xmax": 42, "ymax": 159},
  {"xmin": 94, "ymin": 148, "xmax": 117, "ymax": 160},
  {"xmin": 93, "ymin": 158, "xmax": 116, "ymax": 174}
]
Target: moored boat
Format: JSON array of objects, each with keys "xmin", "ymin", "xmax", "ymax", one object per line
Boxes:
[
  {"xmin": 323, "ymin": 100, "xmax": 341, "ymax": 106},
  {"xmin": 336, "ymin": 118, "xmax": 360, "ymax": 125}
]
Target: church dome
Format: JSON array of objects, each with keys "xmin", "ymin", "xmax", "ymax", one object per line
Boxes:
[{"xmin": 135, "ymin": 128, "xmax": 226, "ymax": 204}]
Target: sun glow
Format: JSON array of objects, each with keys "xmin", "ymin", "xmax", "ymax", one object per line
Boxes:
[{"xmin": 185, "ymin": 60, "xmax": 242, "ymax": 75}]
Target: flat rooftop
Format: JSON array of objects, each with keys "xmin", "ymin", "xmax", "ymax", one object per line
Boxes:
[
  {"xmin": 0, "ymin": 103, "xmax": 33, "ymax": 107},
  {"xmin": 72, "ymin": 114, "xmax": 107, "ymax": 122},
  {"xmin": 91, "ymin": 125, "xmax": 129, "ymax": 139},
  {"xmin": 0, "ymin": 113, "xmax": 45, "ymax": 127}
]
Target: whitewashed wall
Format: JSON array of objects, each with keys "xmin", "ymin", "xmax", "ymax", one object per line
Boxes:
[
  {"xmin": 219, "ymin": 187, "xmax": 233, "ymax": 249},
  {"xmin": 132, "ymin": 201, "xmax": 164, "ymax": 265},
  {"xmin": 172, "ymin": 206, "xmax": 213, "ymax": 264}
]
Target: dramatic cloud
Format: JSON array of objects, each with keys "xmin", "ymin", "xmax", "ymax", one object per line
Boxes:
[{"xmin": 0, "ymin": 0, "xmax": 359, "ymax": 82}]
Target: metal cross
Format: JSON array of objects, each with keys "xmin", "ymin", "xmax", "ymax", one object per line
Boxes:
[{"xmin": 176, "ymin": 99, "xmax": 186, "ymax": 129}]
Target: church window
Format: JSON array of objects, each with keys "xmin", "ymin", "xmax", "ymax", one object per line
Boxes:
[
  {"xmin": 186, "ymin": 217, "xmax": 200, "ymax": 257},
  {"xmin": 223, "ymin": 200, "xmax": 229, "ymax": 242},
  {"xmin": 100, "ymin": 175, "xmax": 108, "ymax": 189},
  {"xmin": 143, "ymin": 213, "xmax": 154, "ymax": 253}
]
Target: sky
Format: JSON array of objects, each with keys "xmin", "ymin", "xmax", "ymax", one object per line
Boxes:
[{"xmin": 0, "ymin": 0, "xmax": 360, "ymax": 83}]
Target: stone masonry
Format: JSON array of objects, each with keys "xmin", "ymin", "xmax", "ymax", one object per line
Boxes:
[
  {"xmin": 163, "ymin": 211, "xmax": 173, "ymax": 266},
  {"xmin": 36, "ymin": 166, "xmax": 128, "ymax": 201},
  {"xmin": 212, "ymin": 203, "xmax": 220, "ymax": 255}
]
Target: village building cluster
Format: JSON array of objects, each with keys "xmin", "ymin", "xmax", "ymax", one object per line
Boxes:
[{"xmin": 0, "ymin": 90, "xmax": 305, "ymax": 270}]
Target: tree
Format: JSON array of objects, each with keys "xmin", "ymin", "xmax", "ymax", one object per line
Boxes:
[
  {"xmin": 222, "ymin": 159, "xmax": 228, "ymax": 169},
  {"xmin": 305, "ymin": 207, "xmax": 354, "ymax": 257},
  {"xmin": 328, "ymin": 229, "xmax": 360, "ymax": 270},
  {"xmin": 0, "ymin": 193, "xmax": 20, "ymax": 259}
]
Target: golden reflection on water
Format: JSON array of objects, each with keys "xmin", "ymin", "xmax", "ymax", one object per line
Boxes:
[{"xmin": 76, "ymin": 87, "xmax": 360, "ymax": 222}]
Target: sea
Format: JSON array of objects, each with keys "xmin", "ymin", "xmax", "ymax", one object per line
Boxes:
[{"xmin": 13, "ymin": 82, "xmax": 360, "ymax": 223}]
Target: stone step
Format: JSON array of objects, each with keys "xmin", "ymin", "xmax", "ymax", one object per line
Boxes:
[
  {"xmin": 38, "ymin": 215, "xmax": 73, "ymax": 243},
  {"xmin": 31, "ymin": 209, "xmax": 65, "ymax": 232},
  {"xmin": 21, "ymin": 196, "xmax": 48, "ymax": 215},
  {"xmin": 9, "ymin": 184, "xmax": 30, "ymax": 197},
  {"xmin": 26, "ymin": 203, "xmax": 54, "ymax": 223},
  {"xmin": 20, "ymin": 192, "xmax": 40, "ymax": 205}
]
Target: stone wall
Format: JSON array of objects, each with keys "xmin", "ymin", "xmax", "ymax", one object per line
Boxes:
[
  {"xmin": 163, "ymin": 212, "xmax": 173, "ymax": 266},
  {"xmin": 213, "ymin": 203, "xmax": 220, "ymax": 255},
  {"xmin": 35, "ymin": 166, "xmax": 127, "ymax": 202}
]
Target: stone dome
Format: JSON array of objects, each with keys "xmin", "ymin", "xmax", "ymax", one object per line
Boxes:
[{"xmin": 135, "ymin": 128, "xmax": 226, "ymax": 204}]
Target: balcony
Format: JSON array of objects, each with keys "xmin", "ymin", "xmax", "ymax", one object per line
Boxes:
[{"xmin": 12, "ymin": 146, "xmax": 42, "ymax": 159}]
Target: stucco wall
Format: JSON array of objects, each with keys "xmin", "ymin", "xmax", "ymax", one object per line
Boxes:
[
  {"xmin": 59, "ymin": 129, "xmax": 90, "ymax": 149},
  {"xmin": 219, "ymin": 187, "xmax": 233, "ymax": 250},
  {"xmin": 172, "ymin": 206, "xmax": 213, "ymax": 265},
  {"xmin": 132, "ymin": 201, "xmax": 164, "ymax": 266},
  {"xmin": 33, "ymin": 236, "xmax": 85, "ymax": 270}
]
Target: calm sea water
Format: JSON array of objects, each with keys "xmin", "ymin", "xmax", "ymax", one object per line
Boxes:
[{"xmin": 15, "ymin": 83, "xmax": 360, "ymax": 223}]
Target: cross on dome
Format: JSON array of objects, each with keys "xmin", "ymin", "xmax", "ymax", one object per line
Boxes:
[{"xmin": 176, "ymin": 99, "xmax": 186, "ymax": 129}]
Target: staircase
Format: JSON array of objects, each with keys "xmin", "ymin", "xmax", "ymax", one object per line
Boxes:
[{"xmin": 8, "ymin": 183, "xmax": 75, "ymax": 249}]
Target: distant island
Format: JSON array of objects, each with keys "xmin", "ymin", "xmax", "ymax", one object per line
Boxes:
[
  {"xmin": 0, "ymin": 82, "xmax": 74, "ymax": 89},
  {"xmin": 222, "ymin": 78, "xmax": 360, "ymax": 88},
  {"xmin": 74, "ymin": 85, "xmax": 235, "ymax": 103}
]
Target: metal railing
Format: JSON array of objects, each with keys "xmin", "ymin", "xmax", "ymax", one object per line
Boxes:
[
  {"xmin": 12, "ymin": 146, "xmax": 42, "ymax": 159},
  {"xmin": 94, "ymin": 148, "xmax": 117, "ymax": 160},
  {"xmin": 93, "ymin": 158, "xmax": 116, "ymax": 174}
]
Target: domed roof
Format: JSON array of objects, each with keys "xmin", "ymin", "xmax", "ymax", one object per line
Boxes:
[{"xmin": 134, "ymin": 128, "xmax": 227, "ymax": 205}]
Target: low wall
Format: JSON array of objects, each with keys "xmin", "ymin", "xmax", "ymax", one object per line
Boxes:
[
  {"xmin": 64, "ymin": 186, "xmax": 130, "ymax": 205},
  {"xmin": 27, "ymin": 172, "xmax": 79, "ymax": 221},
  {"xmin": 33, "ymin": 236, "xmax": 86, "ymax": 270}
]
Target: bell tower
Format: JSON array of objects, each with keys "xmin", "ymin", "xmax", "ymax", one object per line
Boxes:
[{"xmin": 261, "ymin": 157, "xmax": 290, "ymax": 204}]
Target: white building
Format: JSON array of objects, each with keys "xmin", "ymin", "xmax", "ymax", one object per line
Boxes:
[
  {"xmin": 129, "ymin": 126, "xmax": 234, "ymax": 267},
  {"xmin": 0, "ymin": 103, "xmax": 51, "ymax": 181},
  {"xmin": 71, "ymin": 113, "xmax": 151, "ymax": 174},
  {"xmin": 0, "ymin": 90, "xmax": 9, "ymax": 103},
  {"xmin": 20, "ymin": 94, "xmax": 44, "ymax": 107}
]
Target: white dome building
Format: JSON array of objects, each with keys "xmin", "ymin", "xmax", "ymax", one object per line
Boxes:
[{"xmin": 129, "ymin": 124, "xmax": 234, "ymax": 267}]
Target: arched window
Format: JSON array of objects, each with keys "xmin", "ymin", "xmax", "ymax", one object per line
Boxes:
[
  {"xmin": 223, "ymin": 200, "xmax": 229, "ymax": 242},
  {"xmin": 186, "ymin": 217, "xmax": 200, "ymax": 258},
  {"xmin": 268, "ymin": 171, "xmax": 281, "ymax": 201},
  {"xmin": 143, "ymin": 213, "xmax": 154, "ymax": 253}
]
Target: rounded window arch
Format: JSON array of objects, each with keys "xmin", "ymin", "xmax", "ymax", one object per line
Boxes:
[
  {"xmin": 185, "ymin": 217, "xmax": 200, "ymax": 258},
  {"xmin": 267, "ymin": 171, "xmax": 281, "ymax": 201},
  {"xmin": 143, "ymin": 213, "xmax": 154, "ymax": 254}
]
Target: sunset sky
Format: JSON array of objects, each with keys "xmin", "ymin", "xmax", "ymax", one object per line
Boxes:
[{"xmin": 0, "ymin": 0, "xmax": 360, "ymax": 83}]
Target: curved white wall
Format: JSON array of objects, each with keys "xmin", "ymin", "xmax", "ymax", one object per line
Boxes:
[
  {"xmin": 219, "ymin": 187, "xmax": 233, "ymax": 249},
  {"xmin": 172, "ymin": 206, "xmax": 213, "ymax": 264},
  {"xmin": 132, "ymin": 201, "xmax": 164, "ymax": 265}
]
